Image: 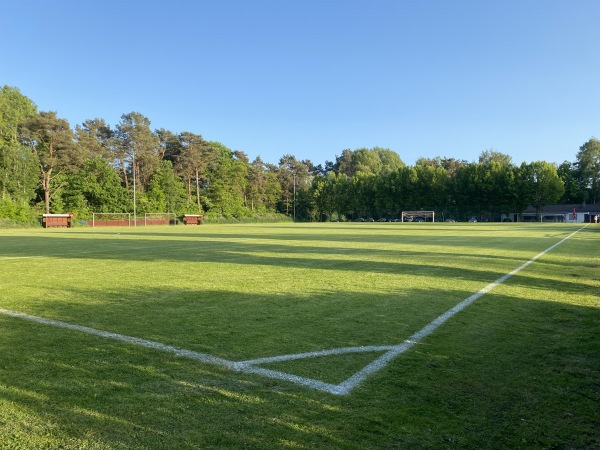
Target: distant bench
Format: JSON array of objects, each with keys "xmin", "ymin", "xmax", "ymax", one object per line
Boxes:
[
  {"xmin": 183, "ymin": 214, "xmax": 204, "ymax": 225},
  {"xmin": 42, "ymin": 214, "xmax": 74, "ymax": 228}
]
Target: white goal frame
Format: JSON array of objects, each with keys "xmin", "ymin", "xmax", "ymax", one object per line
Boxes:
[
  {"xmin": 144, "ymin": 212, "xmax": 177, "ymax": 226},
  {"xmin": 91, "ymin": 212, "xmax": 131, "ymax": 227},
  {"xmin": 401, "ymin": 211, "xmax": 435, "ymax": 222}
]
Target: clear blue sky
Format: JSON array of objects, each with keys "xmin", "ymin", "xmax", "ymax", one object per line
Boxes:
[{"xmin": 3, "ymin": 0, "xmax": 599, "ymax": 167}]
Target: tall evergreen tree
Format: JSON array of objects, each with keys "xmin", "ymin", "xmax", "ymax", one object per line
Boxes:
[
  {"xmin": 247, "ymin": 157, "xmax": 268, "ymax": 211},
  {"xmin": 278, "ymin": 154, "xmax": 310, "ymax": 218},
  {"xmin": 114, "ymin": 112, "xmax": 161, "ymax": 191},
  {"xmin": 19, "ymin": 111, "xmax": 75, "ymax": 214},
  {"xmin": 74, "ymin": 118, "xmax": 114, "ymax": 164},
  {"xmin": 176, "ymin": 132, "xmax": 215, "ymax": 212}
]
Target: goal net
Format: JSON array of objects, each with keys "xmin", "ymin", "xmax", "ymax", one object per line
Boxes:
[
  {"xmin": 401, "ymin": 211, "xmax": 435, "ymax": 222},
  {"xmin": 91, "ymin": 212, "xmax": 131, "ymax": 227},
  {"xmin": 144, "ymin": 213, "xmax": 177, "ymax": 226}
]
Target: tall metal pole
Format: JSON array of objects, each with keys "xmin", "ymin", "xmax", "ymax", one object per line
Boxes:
[
  {"xmin": 132, "ymin": 148, "xmax": 137, "ymax": 226},
  {"xmin": 293, "ymin": 172, "xmax": 296, "ymax": 222}
]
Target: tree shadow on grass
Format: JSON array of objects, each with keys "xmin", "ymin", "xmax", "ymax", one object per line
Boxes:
[
  {"xmin": 0, "ymin": 232, "xmax": 588, "ymax": 288},
  {"xmin": 65, "ymin": 224, "xmax": 578, "ymax": 248},
  {"xmin": 0, "ymin": 287, "xmax": 469, "ymax": 361},
  {"xmin": 0, "ymin": 315, "xmax": 356, "ymax": 449},
  {"xmin": 0, "ymin": 292, "xmax": 598, "ymax": 449},
  {"xmin": 370, "ymin": 293, "xmax": 600, "ymax": 449},
  {"xmin": 1, "ymin": 254, "xmax": 596, "ymax": 363},
  {"xmin": 1, "ymin": 231, "xmax": 596, "ymax": 305}
]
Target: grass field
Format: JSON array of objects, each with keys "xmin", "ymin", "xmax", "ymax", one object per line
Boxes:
[{"xmin": 0, "ymin": 222, "xmax": 598, "ymax": 449}]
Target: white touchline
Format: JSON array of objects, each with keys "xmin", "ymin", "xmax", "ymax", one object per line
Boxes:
[
  {"xmin": 0, "ymin": 226, "xmax": 586, "ymax": 396},
  {"xmin": 332, "ymin": 226, "xmax": 587, "ymax": 394}
]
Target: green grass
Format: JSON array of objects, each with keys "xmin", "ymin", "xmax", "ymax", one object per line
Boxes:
[{"xmin": 0, "ymin": 222, "xmax": 598, "ymax": 448}]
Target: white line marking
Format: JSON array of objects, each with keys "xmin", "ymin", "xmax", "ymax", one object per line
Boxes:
[
  {"xmin": 0, "ymin": 226, "xmax": 585, "ymax": 395},
  {"xmin": 236, "ymin": 345, "xmax": 395, "ymax": 365},
  {"xmin": 0, "ymin": 308, "xmax": 235, "ymax": 368},
  {"xmin": 332, "ymin": 226, "xmax": 586, "ymax": 394}
]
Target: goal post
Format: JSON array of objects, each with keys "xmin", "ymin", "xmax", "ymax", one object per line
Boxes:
[
  {"xmin": 144, "ymin": 213, "xmax": 177, "ymax": 226},
  {"xmin": 91, "ymin": 212, "xmax": 131, "ymax": 227},
  {"xmin": 401, "ymin": 211, "xmax": 435, "ymax": 222}
]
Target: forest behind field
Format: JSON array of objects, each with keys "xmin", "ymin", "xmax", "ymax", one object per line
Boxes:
[{"xmin": 1, "ymin": 85, "xmax": 598, "ymax": 224}]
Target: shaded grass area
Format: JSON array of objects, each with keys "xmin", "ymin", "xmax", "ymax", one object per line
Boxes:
[{"xmin": 0, "ymin": 223, "xmax": 598, "ymax": 448}]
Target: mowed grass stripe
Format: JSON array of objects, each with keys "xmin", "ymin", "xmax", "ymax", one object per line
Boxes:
[{"xmin": 0, "ymin": 223, "xmax": 583, "ymax": 361}]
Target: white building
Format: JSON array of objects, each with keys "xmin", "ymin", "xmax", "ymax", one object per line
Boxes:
[{"xmin": 518, "ymin": 204, "xmax": 600, "ymax": 223}]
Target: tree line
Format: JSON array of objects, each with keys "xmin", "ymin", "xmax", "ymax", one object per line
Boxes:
[{"xmin": 1, "ymin": 85, "xmax": 599, "ymax": 224}]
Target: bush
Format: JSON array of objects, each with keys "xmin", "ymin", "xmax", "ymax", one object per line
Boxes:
[{"xmin": 0, "ymin": 198, "xmax": 39, "ymax": 226}]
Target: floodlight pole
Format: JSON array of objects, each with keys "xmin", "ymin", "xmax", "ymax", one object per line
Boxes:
[
  {"xmin": 293, "ymin": 172, "xmax": 296, "ymax": 222},
  {"xmin": 132, "ymin": 148, "xmax": 137, "ymax": 226}
]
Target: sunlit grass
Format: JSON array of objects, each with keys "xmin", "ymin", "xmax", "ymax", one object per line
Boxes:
[{"xmin": 0, "ymin": 222, "xmax": 598, "ymax": 448}]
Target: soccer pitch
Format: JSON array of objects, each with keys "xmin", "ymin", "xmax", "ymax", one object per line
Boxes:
[{"xmin": 0, "ymin": 223, "xmax": 598, "ymax": 448}]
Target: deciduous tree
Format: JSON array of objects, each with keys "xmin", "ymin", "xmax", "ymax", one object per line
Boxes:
[
  {"xmin": 557, "ymin": 161, "xmax": 586, "ymax": 204},
  {"xmin": 520, "ymin": 161, "xmax": 564, "ymax": 217},
  {"xmin": 61, "ymin": 157, "xmax": 130, "ymax": 217},
  {"xmin": 576, "ymin": 138, "xmax": 600, "ymax": 203},
  {"xmin": 0, "ymin": 86, "xmax": 38, "ymax": 204},
  {"xmin": 146, "ymin": 160, "xmax": 188, "ymax": 213},
  {"xmin": 479, "ymin": 149, "xmax": 513, "ymax": 167}
]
